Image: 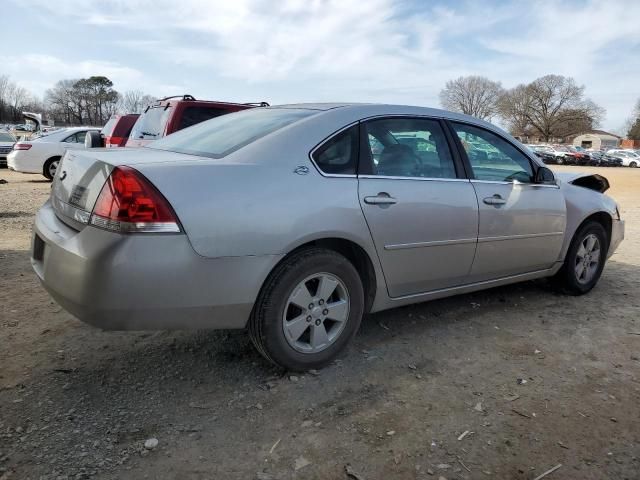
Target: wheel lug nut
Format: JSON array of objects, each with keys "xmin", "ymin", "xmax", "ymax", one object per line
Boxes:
[
  {"xmin": 315, "ymin": 319, "xmax": 321, "ymax": 326},
  {"xmin": 306, "ymin": 316, "xmax": 312, "ymax": 322},
  {"xmin": 308, "ymin": 303, "xmax": 314, "ymax": 309},
  {"xmin": 322, "ymin": 309, "xmax": 329, "ymax": 316},
  {"xmin": 319, "ymin": 299, "xmax": 324, "ymax": 305}
]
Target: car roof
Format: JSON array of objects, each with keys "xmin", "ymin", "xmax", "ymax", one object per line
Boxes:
[{"xmin": 270, "ymin": 103, "xmax": 513, "ymax": 139}]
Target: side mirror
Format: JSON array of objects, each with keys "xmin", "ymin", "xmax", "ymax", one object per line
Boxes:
[{"xmin": 535, "ymin": 166, "xmax": 556, "ymax": 184}]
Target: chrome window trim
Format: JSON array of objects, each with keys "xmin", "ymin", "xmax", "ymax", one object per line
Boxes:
[
  {"xmin": 470, "ymin": 179, "xmax": 560, "ymax": 189},
  {"xmin": 359, "ymin": 175, "xmax": 470, "ymax": 183}
]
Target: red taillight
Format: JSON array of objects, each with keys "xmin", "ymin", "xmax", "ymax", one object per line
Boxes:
[
  {"xmin": 14, "ymin": 143, "xmax": 32, "ymax": 150},
  {"xmin": 90, "ymin": 166, "xmax": 181, "ymax": 233},
  {"xmin": 105, "ymin": 136, "xmax": 123, "ymax": 147}
]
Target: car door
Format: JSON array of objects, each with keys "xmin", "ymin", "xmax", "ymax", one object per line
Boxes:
[
  {"xmin": 448, "ymin": 121, "xmax": 566, "ymax": 282},
  {"xmin": 358, "ymin": 116, "xmax": 479, "ymax": 297}
]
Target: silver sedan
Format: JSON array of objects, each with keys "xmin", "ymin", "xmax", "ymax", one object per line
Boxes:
[{"xmin": 32, "ymin": 104, "xmax": 624, "ymax": 371}]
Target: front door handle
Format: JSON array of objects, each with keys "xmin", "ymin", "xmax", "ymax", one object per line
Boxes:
[
  {"xmin": 364, "ymin": 193, "xmax": 397, "ymax": 205},
  {"xmin": 483, "ymin": 195, "xmax": 506, "ymax": 206}
]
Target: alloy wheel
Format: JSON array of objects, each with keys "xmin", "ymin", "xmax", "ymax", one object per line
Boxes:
[
  {"xmin": 282, "ymin": 273, "xmax": 350, "ymax": 353},
  {"xmin": 574, "ymin": 234, "xmax": 601, "ymax": 284},
  {"xmin": 49, "ymin": 160, "xmax": 59, "ymax": 178}
]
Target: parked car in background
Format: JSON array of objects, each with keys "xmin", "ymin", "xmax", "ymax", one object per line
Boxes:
[
  {"xmin": 528, "ymin": 145, "xmax": 557, "ymax": 164},
  {"xmin": 601, "ymin": 153, "xmax": 623, "ymax": 167},
  {"xmin": 7, "ymin": 127, "xmax": 100, "ymax": 180},
  {"xmin": 0, "ymin": 130, "xmax": 16, "ymax": 167},
  {"xmin": 85, "ymin": 113, "xmax": 139, "ymax": 148},
  {"xmin": 125, "ymin": 95, "xmax": 268, "ymax": 147},
  {"xmin": 32, "ymin": 104, "xmax": 624, "ymax": 371},
  {"xmin": 566, "ymin": 145, "xmax": 592, "ymax": 165},
  {"xmin": 606, "ymin": 149, "xmax": 640, "ymax": 167}
]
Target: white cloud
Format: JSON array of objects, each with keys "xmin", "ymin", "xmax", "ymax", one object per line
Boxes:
[
  {"xmin": 6, "ymin": 0, "xmax": 640, "ymax": 130},
  {"xmin": 0, "ymin": 54, "xmax": 146, "ymax": 95}
]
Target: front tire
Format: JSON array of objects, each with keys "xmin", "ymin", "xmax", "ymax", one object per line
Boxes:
[
  {"xmin": 630, "ymin": 161, "xmax": 638, "ymax": 168},
  {"xmin": 43, "ymin": 156, "xmax": 61, "ymax": 181},
  {"xmin": 552, "ymin": 221, "xmax": 607, "ymax": 295},
  {"xmin": 249, "ymin": 248, "xmax": 364, "ymax": 371}
]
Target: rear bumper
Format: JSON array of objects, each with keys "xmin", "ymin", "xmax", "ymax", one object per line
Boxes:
[
  {"xmin": 7, "ymin": 151, "xmax": 41, "ymax": 173},
  {"xmin": 32, "ymin": 200, "xmax": 282, "ymax": 330}
]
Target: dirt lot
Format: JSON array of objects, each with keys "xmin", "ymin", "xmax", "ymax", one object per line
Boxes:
[{"xmin": 1, "ymin": 166, "xmax": 638, "ymax": 480}]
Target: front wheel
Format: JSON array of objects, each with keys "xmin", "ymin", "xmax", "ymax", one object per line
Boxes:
[
  {"xmin": 249, "ymin": 248, "xmax": 364, "ymax": 371},
  {"xmin": 629, "ymin": 161, "xmax": 638, "ymax": 168},
  {"xmin": 552, "ymin": 221, "xmax": 607, "ymax": 295},
  {"xmin": 43, "ymin": 156, "xmax": 61, "ymax": 181}
]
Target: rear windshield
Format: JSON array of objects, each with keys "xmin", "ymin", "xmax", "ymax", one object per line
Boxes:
[
  {"xmin": 130, "ymin": 106, "xmax": 172, "ymax": 140},
  {"xmin": 0, "ymin": 132, "xmax": 15, "ymax": 142},
  {"xmin": 101, "ymin": 117, "xmax": 118, "ymax": 136},
  {"xmin": 148, "ymin": 108, "xmax": 316, "ymax": 158}
]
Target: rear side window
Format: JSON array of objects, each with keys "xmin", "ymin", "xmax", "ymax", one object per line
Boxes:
[
  {"xmin": 63, "ymin": 131, "xmax": 87, "ymax": 143},
  {"xmin": 130, "ymin": 106, "xmax": 172, "ymax": 140},
  {"xmin": 178, "ymin": 106, "xmax": 230, "ymax": 130},
  {"xmin": 362, "ymin": 117, "xmax": 457, "ymax": 179},
  {"xmin": 312, "ymin": 126, "xmax": 358, "ymax": 175},
  {"xmin": 149, "ymin": 108, "xmax": 316, "ymax": 158}
]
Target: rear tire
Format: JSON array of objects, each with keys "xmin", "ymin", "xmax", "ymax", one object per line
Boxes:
[
  {"xmin": 248, "ymin": 248, "xmax": 364, "ymax": 371},
  {"xmin": 552, "ymin": 221, "xmax": 607, "ymax": 295},
  {"xmin": 43, "ymin": 156, "xmax": 61, "ymax": 181}
]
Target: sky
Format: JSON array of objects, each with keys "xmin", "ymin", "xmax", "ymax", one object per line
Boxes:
[{"xmin": 2, "ymin": 0, "xmax": 639, "ymax": 133}]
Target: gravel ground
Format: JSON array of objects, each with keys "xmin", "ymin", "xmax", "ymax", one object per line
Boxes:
[{"xmin": 0, "ymin": 166, "xmax": 639, "ymax": 480}]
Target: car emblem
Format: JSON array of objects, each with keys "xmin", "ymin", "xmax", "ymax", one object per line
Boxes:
[
  {"xmin": 59, "ymin": 170, "xmax": 67, "ymax": 180},
  {"xmin": 294, "ymin": 166, "xmax": 309, "ymax": 175}
]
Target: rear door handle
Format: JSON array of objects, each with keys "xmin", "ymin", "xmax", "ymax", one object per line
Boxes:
[
  {"xmin": 483, "ymin": 195, "xmax": 506, "ymax": 206},
  {"xmin": 364, "ymin": 194, "xmax": 397, "ymax": 205}
]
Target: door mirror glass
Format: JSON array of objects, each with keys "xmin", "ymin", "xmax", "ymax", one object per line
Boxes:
[{"xmin": 535, "ymin": 166, "xmax": 556, "ymax": 184}]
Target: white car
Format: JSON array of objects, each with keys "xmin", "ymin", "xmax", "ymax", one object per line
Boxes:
[
  {"xmin": 0, "ymin": 130, "xmax": 16, "ymax": 167},
  {"xmin": 606, "ymin": 149, "xmax": 640, "ymax": 167},
  {"xmin": 7, "ymin": 127, "xmax": 100, "ymax": 180}
]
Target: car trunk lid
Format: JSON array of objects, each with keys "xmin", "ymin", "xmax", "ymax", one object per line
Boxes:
[{"xmin": 50, "ymin": 148, "xmax": 196, "ymax": 230}]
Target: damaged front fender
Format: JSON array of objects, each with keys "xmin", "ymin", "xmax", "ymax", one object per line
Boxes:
[{"xmin": 555, "ymin": 172, "xmax": 609, "ymax": 193}]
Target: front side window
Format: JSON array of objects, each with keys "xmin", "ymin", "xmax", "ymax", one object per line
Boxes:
[
  {"xmin": 452, "ymin": 122, "xmax": 534, "ymax": 183},
  {"xmin": 362, "ymin": 117, "xmax": 456, "ymax": 179},
  {"xmin": 312, "ymin": 126, "xmax": 358, "ymax": 175}
]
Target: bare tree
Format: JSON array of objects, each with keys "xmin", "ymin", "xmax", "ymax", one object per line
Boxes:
[
  {"xmin": 499, "ymin": 75, "xmax": 604, "ymax": 142},
  {"xmin": 627, "ymin": 98, "xmax": 640, "ymax": 140},
  {"xmin": 0, "ymin": 75, "xmax": 10, "ymax": 121},
  {"xmin": 439, "ymin": 76, "xmax": 504, "ymax": 120},
  {"xmin": 120, "ymin": 90, "xmax": 157, "ymax": 113}
]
